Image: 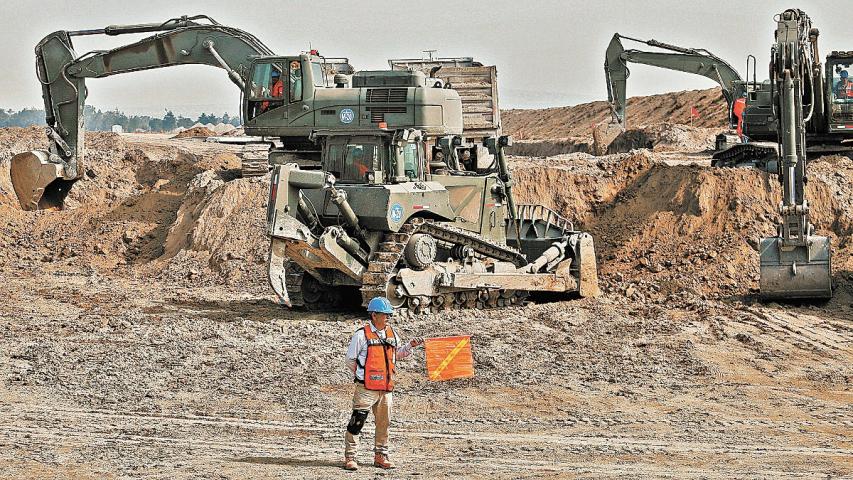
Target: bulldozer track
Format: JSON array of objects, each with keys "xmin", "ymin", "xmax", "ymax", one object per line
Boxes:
[{"xmin": 359, "ymin": 218, "xmax": 528, "ymax": 314}]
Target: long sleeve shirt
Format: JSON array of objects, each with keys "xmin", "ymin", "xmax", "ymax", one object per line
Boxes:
[{"xmin": 345, "ymin": 322, "xmax": 413, "ymax": 381}]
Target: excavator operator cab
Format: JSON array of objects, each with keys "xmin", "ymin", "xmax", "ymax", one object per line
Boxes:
[
  {"xmin": 245, "ymin": 54, "xmax": 317, "ymax": 122},
  {"xmin": 826, "ymin": 54, "xmax": 853, "ymax": 131}
]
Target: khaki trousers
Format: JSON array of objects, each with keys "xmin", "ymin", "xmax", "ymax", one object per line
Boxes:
[{"xmin": 344, "ymin": 383, "xmax": 393, "ymax": 457}]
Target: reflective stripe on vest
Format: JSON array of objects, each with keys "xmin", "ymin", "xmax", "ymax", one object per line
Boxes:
[{"xmin": 363, "ymin": 323, "xmax": 396, "ymax": 391}]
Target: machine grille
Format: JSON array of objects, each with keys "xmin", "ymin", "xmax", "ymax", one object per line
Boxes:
[
  {"xmin": 365, "ymin": 106, "xmax": 407, "ymax": 123},
  {"xmin": 366, "ymin": 88, "xmax": 408, "ymax": 102}
]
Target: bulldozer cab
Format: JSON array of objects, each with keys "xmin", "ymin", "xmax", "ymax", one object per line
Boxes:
[
  {"xmin": 244, "ymin": 54, "xmax": 319, "ymax": 123},
  {"xmin": 316, "ymin": 129, "xmax": 425, "ymax": 185}
]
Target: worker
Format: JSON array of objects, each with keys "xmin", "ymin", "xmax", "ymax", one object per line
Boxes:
[
  {"xmin": 347, "ymin": 146, "xmax": 370, "ymax": 179},
  {"xmin": 260, "ymin": 70, "xmax": 283, "ymax": 113},
  {"xmin": 835, "ymin": 70, "xmax": 852, "ymax": 99},
  {"xmin": 343, "ymin": 296, "xmax": 423, "ymax": 471},
  {"xmin": 732, "ymin": 97, "xmax": 746, "ymax": 138},
  {"xmin": 289, "ymin": 60, "xmax": 303, "ymax": 101}
]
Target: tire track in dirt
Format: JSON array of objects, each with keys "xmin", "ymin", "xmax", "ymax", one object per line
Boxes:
[
  {"xmin": 1, "ymin": 406, "xmax": 849, "ymax": 458},
  {"xmin": 732, "ymin": 306, "xmax": 853, "ymax": 356}
]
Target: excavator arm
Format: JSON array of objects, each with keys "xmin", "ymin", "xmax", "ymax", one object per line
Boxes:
[
  {"xmin": 604, "ymin": 33, "xmax": 744, "ymax": 128},
  {"xmin": 12, "ymin": 15, "xmax": 273, "ymax": 210},
  {"xmin": 758, "ymin": 9, "xmax": 831, "ymax": 299}
]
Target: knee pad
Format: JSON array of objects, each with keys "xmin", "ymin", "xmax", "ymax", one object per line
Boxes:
[{"xmin": 346, "ymin": 409, "xmax": 369, "ymax": 435}]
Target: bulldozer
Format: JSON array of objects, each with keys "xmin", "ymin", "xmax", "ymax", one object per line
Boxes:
[{"xmin": 265, "ymin": 124, "xmax": 599, "ymax": 313}]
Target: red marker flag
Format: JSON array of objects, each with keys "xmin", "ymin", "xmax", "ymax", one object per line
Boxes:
[{"xmin": 690, "ymin": 106, "xmax": 700, "ymax": 119}]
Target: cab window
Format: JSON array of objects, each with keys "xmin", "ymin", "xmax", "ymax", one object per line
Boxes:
[
  {"xmin": 248, "ymin": 62, "xmax": 284, "ymax": 119},
  {"xmin": 401, "ymin": 142, "xmax": 419, "ymax": 180},
  {"xmin": 312, "ymin": 62, "xmax": 326, "ymax": 87},
  {"xmin": 326, "ymin": 140, "xmax": 385, "ymax": 183},
  {"xmin": 831, "ymin": 66, "xmax": 853, "ymax": 103}
]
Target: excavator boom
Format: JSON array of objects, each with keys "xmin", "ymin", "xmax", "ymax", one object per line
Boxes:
[
  {"xmin": 11, "ymin": 15, "xmax": 273, "ymax": 210},
  {"xmin": 604, "ymin": 33, "xmax": 744, "ymax": 128}
]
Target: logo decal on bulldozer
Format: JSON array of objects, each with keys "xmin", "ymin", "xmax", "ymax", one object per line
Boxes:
[
  {"xmin": 339, "ymin": 108, "xmax": 354, "ymax": 124},
  {"xmin": 389, "ymin": 203, "xmax": 404, "ymax": 223}
]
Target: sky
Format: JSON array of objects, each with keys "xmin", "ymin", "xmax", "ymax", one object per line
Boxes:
[{"xmin": 0, "ymin": 0, "xmax": 845, "ymax": 117}]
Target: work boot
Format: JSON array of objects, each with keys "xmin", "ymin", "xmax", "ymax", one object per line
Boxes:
[
  {"xmin": 343, "ymin": 457, "xmax": 358, "ymax": 471},
  {"xmin": 373, "ymin": 453, "xmax": 395, "ymax": 469}
]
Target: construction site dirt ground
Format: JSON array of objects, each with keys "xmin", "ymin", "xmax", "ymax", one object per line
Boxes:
[{"xmin": 0, "ymin": 95, "xmax": 851, "ymax": 478}]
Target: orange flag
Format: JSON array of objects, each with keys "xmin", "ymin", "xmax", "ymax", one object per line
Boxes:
[
  {"xmin": 424, "ymin": 336, "xmax": 474, "ymax": 381},
  {"xmin": 690, "ymin": 106, "xmax": 700, "ymax": 118}
]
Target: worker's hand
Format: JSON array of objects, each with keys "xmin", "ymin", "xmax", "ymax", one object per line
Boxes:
[{"xmin": 409, "ymin": 337, "xmax": 424, "ymax": 348}]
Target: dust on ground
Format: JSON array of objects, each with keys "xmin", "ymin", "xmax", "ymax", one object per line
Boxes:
[{"xmin": 0, "ymin": 95, "xmax": 851, "ymax": 479}]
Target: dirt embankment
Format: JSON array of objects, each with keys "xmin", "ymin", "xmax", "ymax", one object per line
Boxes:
[
  {"xmin": 513, "ymin": 151, "xmax": 853, "ymax": 307},
  {"xmin": 3, "ymin": 123, "xmax": 853, "ymax": 307},
  {"xmin": 502, "ymin": 87, "xmax": 728, "ymax": 141},
  {"xmin": 0, "ymin": 118, "xmax": 851, "ymax": 477},
  {"xmin": 0, "ymin": 127, "xmax": 263, "ymax": 290}
]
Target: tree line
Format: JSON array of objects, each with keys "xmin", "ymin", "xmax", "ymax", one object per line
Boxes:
[{"xmin": 0, "ymin": 107, "xmax": 242, "ymax": 132}]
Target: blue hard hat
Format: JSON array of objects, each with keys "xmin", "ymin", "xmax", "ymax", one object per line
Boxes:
[
  {"xmin": 842, "ymin": 70, "xmax": 849, "ymax": 78},
  {"xmin": 367, "ymin": 296, "xmax": 394, "ymax": 314},
  {"xmin": 271, "ymin": 70, "xmax": 281, "ymax": 78}
]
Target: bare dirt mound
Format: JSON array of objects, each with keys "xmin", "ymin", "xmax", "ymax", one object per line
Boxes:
[
  {"xmin": 156, "ymin": 171, "xmax": 269, "ymax": 289},
  {"xmin": 2, "ymin": 122, "xmax": 851, "ymax": 307},
  {"xmin": 502, "ymin": 87, "xmax": 727, "ymax": 141},
  {"xmin": 605, "ymin": 123, "xmax": 717, "ymax": 154},
  {"xmin": 513, "ymin": 152, "xmax": 853, "ymax": 304},
  {"xmin": 172, "ymin": 126, "xmax": 215, "ymax": 138},
  {"xmin": 0, "ymin": 128, "xmax": 253, "ymax": 283}
]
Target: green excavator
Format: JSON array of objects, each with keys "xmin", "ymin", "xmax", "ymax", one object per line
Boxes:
[
  {"xmin": 602, "ymin": 30, "xmax": 853, "ymax": 170},
  {"xmin": 10, "ymin": 14, "xmax": 355, "ymax": 210}
]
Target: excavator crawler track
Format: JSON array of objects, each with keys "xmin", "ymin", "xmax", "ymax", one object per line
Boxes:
[{"xmin": 239, "ymin": 143, "xmax": 271, "ymax": 178}]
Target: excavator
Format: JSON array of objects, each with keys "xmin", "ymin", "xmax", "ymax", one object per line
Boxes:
[
  {"xmin": 602, "ymin": 30, "xmax": 853, "ymax": 169},
  {"xmin": 601, "ymin": 33, "xmax": 780, "ymax": 166},
  {"xmin": 11, "ymin": 15, "xmax": 600, "ymax": 312},
  {"xmin": 604, "ymin": 33, "xmax": 747, "ymax": 129},
  {"xmin": 9, "ymin": 14, "xmax": 353, "ymax": 211},
  {"xmin": 758, "ymin": 8, "xmax": 832, "ymax": 300}
]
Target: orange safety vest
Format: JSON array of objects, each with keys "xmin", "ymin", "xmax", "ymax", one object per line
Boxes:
[
  {"xmin": 361, "ymin": 323, "xmax": 397, "ymax": 391},
  {"xmin": 733, "ymin": 97, "xmax": 746, "ymax": 138},
  {"xmin": 260, "ymin": 79, "xmax": 284, "ymax": 112}
]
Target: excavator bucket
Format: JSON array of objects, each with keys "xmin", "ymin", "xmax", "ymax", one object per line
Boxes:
[
  {"xmin": 10, "ymin": 150, "xmax": 76, "ymax": 211},
  {"xmin": 759, "ymin": 235, "xmax": 832, "ymax": 300}
]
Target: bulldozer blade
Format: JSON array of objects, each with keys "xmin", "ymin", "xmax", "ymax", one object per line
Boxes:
[
  {"xmin": 759, "ymin": 236, "xmax": 832, "ymax": 300},
  {"xmin": 10, "ymin": 150, "xmax": 75, "ymax": 211}
]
